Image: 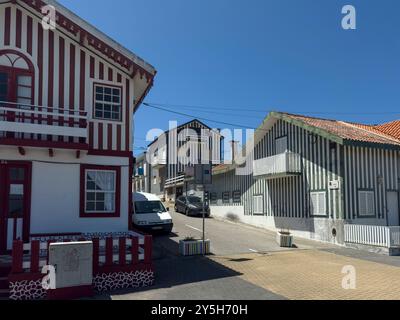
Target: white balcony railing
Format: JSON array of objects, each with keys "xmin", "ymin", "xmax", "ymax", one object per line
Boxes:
[
  {"xmin": 344, "ymin": 224, "xmax": 400, "ymax": 248},
  {"xmin": 152, "ymin": 156, "xmax": 167, "ymax": 168},
  {"xmin": 253, "ymin": 152, "xmax": 302, "ymax": 178},
  {"xmin": 0, "ymin": 101, "xmax": 88, "ymax": 139},
  {"xmin": 165, "ymin": 174, "xmax": 185, "ymax": 187}
]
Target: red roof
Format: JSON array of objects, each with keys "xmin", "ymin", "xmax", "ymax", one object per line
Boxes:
[
  {"xmin": 281, "ymin": 113, "xmax": 400, "ymax": 147},
  {"xmin": 374, "ymin": 120, "xmax": 400, "ymax": 140}
]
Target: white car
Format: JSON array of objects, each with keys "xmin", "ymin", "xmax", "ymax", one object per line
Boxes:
[{"xmin": 132, "ymin": 192, "xmax": 173, "ymax": 233}]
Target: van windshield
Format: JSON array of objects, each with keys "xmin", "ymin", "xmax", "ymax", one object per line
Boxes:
[{"xmin": 134, "ymin": 201, "xmax": 166, "ymax": 214}]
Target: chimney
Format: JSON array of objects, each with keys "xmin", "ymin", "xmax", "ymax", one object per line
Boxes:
[{"xmin": 230, "ymin": 140, "xmax": 239, "ymax": 164}]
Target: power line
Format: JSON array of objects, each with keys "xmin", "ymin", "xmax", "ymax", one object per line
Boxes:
[
  {"xmin": 145, "ymin": 101, "xmax": 400, "ymax": 116},
  {"xmin": 143, "ymin": 103, "xmax": 258, "ymax": 130}
]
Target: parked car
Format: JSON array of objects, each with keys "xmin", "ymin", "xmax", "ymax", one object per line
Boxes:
[
  {"xmin": 133, "ymin": 192, "xmax": 173, "ymax": 233},
  {"xmin": 175, "ymin": 196, "xmax": 210, "ymax": 217}
]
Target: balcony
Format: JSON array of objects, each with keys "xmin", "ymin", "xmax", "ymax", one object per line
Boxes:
[
  {"xmin": 0, "ymin": 101, "xmax": 88, "ymax": 150},
  {"xmin": 253, "ymin": 152, "xmax": 302, "ymax": 179},
  {"xmin": 165, "ymin": 174, "xmax": 185, "ymax": 188},
  {"xmin": 151, "ymin": 155, "xmax": 167, "ymax": 169}
]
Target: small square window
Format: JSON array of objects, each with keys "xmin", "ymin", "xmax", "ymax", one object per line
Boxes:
[
  {"xmin": 222, "ymin": 192, "xmax": 230, "ymax": 204},
  {"xmin": 233, "ymin": 191, "xmax": 241, "ymax": 203},
  {"xmin": 94, "ymin": 85, "xmax": 121, "ymax": 121}
]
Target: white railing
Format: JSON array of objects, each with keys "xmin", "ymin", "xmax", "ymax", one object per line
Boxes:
[
  {"xmin": 253, "ymin": 152, "xmax": 302, "ymax": 178},
  {"xmin": 344, "ymin": 224, "xmax": 400, "ymax": 248},
  {"xmin": 165, "ymin": 174, "xmax": 185, "ymax": 187},
  {"xmin": 152, "ymin": 156, "xmax": 167, "ymax": 168},
  {"xmin": 0, "ymin": 101, "xmax": 87, "ymax": 138}
]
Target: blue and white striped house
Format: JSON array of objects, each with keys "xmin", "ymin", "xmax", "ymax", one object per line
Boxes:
[{"xmin": 210, "ymin": 112, "xmax": 400, "ymax": 253}]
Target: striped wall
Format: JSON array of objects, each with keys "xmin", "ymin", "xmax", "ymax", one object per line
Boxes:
[
  {"xmin": 0, "ymin": 2, "xmax": 134, "ymax": 152},
  {"xmin": 166, "ymin": 120, "xmax": 222, "ymax": 180},
  {"xmin": 343, "ymin": 146, "xmax": 399, "ymax": 221},
  {"xmin": 211, "ymin": 119, "xmax": 400, "ymax": 224}
]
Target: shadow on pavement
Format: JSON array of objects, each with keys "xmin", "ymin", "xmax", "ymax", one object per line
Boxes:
[{"xmin": 95, "ymin": 232, "xmax": 243, "ymax": 299}]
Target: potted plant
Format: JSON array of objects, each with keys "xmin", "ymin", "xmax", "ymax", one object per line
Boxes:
[
  {"xmin": 276, "ymin": 229, "xmax": 293, "ymax": 248},
  {"xmin": 179, "ymin": 237, "xmax": 211, "ymax": 256}
]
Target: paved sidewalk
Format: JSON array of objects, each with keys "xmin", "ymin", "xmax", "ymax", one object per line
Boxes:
[
  {"xmin": 210, "ymin": 249, "xmax": 400, "ymax": 300},
  {"xmin": 96, "ymin": 210, "xmax": 400, "ymax": 300}
]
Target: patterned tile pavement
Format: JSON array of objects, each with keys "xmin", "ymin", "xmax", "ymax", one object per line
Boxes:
[{"xmin": 210, "ymin": 249, "xmax": 400, "ymax": 300}]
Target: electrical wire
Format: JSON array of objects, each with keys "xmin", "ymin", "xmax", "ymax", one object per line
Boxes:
[
  {"xmin": 145, "ymin": 102, "xmax": 400, "ymax": 116},
  {"xmin": 143, "ymin": 103, "xmax": 258, "ymax": 130}
]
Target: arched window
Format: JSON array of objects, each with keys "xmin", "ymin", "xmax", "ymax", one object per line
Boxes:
[{"xmin": 0, "ymin": 50, "xmax": 34, "ymax": 106}]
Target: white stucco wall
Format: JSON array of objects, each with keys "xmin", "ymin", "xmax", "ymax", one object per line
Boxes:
[
  {"xmin": 210, "ymin": 205, "xmax": 346, "ymax": 245},
  {"xmin": 0, "ymin": 147, "xmax": 130, "ymax": 235}
]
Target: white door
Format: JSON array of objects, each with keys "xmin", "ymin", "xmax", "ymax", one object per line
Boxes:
[{"xmin": 387, "ymin": 191, "xmax": 399, "ymax": 226}]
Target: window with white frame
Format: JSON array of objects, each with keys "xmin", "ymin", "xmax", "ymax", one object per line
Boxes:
[
  {"xmin": 222, "ymin": 192, "xmax": 230, "ymax": 204},
  {"xmin": 85, "ymin": 170, "xmax": 116, "ymax": 213},
  {"xmin": 310, "ymin": 191, "xmax": 326, "ymax": 216},
  {"xmin": 358, "ymin": 190, "xmax": 375, "ymax": 216},
  {"xmin": 233, "ymin": 190, "xmax": 241, "ymax": 203},
  {"xmin": 94, "ymin": 84, "xmax": 122, "ymax": 121},
  {"xmin": 253, "ymin": 195, "xmax": 264, "ymax": 214},
  {"xmin": 275, "ymin": 136, "xmax": 288, "ymax": 154},
  {"xmin": 210, "ymin": 192, "xmax": 218, "ymax": 204}
]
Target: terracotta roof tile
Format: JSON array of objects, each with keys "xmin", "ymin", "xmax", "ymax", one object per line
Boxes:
[
  {"xmin": 282, "ymin": 113, "xmax": 400, "ymax": 146},
  {"xmin": 374, "ymin": 120, "xmax": 400, "ymax": 140}
]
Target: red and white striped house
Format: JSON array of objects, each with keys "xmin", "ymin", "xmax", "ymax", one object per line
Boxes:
[{"xmin": 0, "ymin": 0, "xmax": 156, "ymax": 298}]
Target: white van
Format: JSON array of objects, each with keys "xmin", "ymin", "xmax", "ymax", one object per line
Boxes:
[{"xmin": 132, "ymin": 192, "xmax": 173, "ymax": 233}]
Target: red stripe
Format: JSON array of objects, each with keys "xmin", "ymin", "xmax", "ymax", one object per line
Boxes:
[
  {"xmin": 37, "ymin": 23, "xmax": 43, "ymax": 133},
  {"xmin": 27, "ymin": 16, "xmax": 33, "ymax": 55},
  {"xmin": 144, "ymin": 235, "xmax": 153, "ymax": 264},
  {"xmin": 16, "ymin": 9, "xmax": 22, "ymax": 48},
  {"xmin": 13, "ymin": 218, "xmax": 17, "ymax": 240},
  {"xmin": 92, "ymin": 238, "xmax": 99, "ymax": 273},
  {"xmin": 30, "ymin": 241, "xmax": 40, "ymax": 273},
  {"xmin": 47, "ymin": 30, "xmax": 54, "ymax": 138},
  {"xmin": 98, "ymin": 123, "xmax": 103, "ymax": 150},
  {"xmin": 58, "ymin": 37, "xmax": 65, "ymax": 141},
  {"xmin": 125, "ymin": 79, "xmax": 130, "ymax": 151},
  {"xmin": 58, "ymin": 37, "xmax": 65, "ymax": 108},
  {"xmin": 99, "ymin": 62, "xmax": 104, "ymax": 80},
  {"xmin": 79, "ymin": 50, "xmax": 86, "ymax": 111},
  {"xmin": 89, "ymin": 122, "xmax": 94, "ymax": 148},
  {"xmin": 131, "ymin": 237, "xmax": 139, "ymax": 265},
  {"xmin": 105, "ymin": 237, "xmax": 113, "ymax": 266},
  {"xmin": 69, "ymin": 44, "xmax": 75, "ymax": 112},
  {"xmin": 11, "ymin": 241, "xmax": 23, "ymax": 273},
  {"xmin": 107, "ymin": 123, "xmax": 113, "ymax": 150},
  {"xmin": 116, "ymin": 125, "xmax": 121, "ymax": 151},
  {"xmin": 119, "ymin": 237, "xmax": 126, "ymax": 266},
  {"xmin": 90, "ymin": 56, "xmax": 95, "ymax": 78},
  {"xmin": 4, "ymin": 7, "xmax": 10, "ymax": 46},
  {"xmin": 108, "ymin": 68, "xmax": 113, "ymax": 81}
]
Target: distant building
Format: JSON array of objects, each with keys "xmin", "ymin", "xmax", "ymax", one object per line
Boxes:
[
  {"xmin": 210, "ymin": 112, "xmax": 400, "ymax": 252},
  {"xmin": 134, "ymin": 119, "xmax": 223, "ymax": 201}
]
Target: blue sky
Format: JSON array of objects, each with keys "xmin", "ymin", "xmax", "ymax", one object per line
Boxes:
[{"xmin": 59, "ymin": 0, "xmax": 400, "ymax": 154}]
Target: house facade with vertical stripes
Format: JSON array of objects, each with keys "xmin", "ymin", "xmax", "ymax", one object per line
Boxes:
[
  {"xmin": 136, "ymin": 119, "xmax": 223, "ymax": 201},
  {"xmin": 0, "ymin": 0, "xmax": 156, "ymax": 254},
  {"xmin": 210, "ymin": 112, "xmax": 400, "ymax": 245}
]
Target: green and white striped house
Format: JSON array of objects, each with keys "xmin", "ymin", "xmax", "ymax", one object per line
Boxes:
[{"xmin": 210, "ymin": 112, "xmax": 400, "ymax": 250}]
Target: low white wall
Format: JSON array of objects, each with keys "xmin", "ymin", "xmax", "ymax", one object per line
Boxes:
[
  {"xmin": 0, "ymin": 147, "xmax": 130, "ymax": 235},
  {"xmin": 210, "ymin": 206, "xmax": 346, "ymax": 245}
]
